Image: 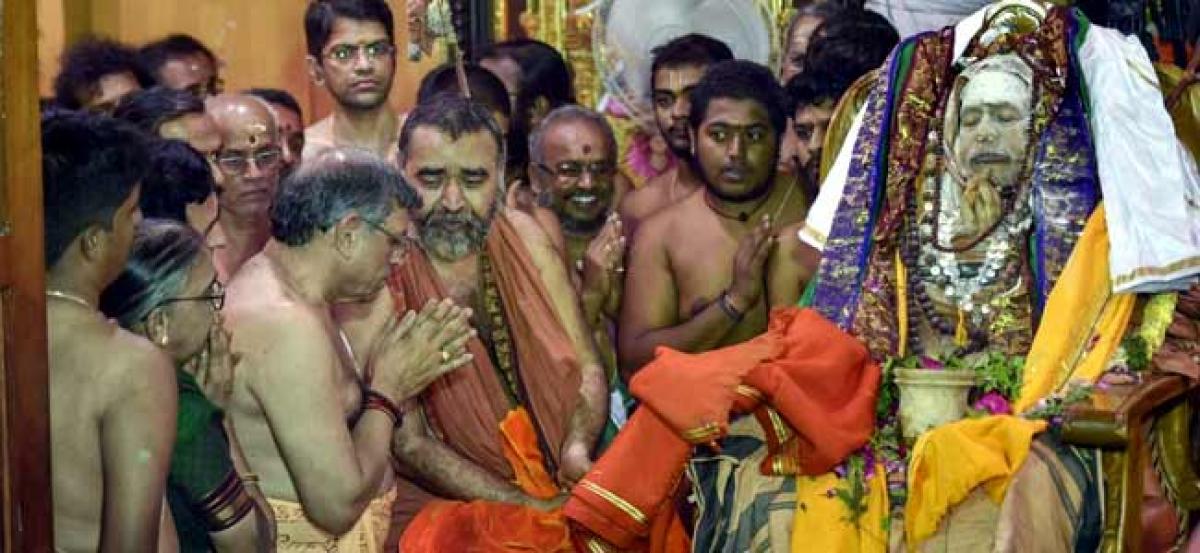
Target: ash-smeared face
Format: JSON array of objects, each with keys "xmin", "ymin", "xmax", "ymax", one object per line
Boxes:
[{"xmin": 952, "ymin": 61, "xmax": 1034, "ymax": 188}]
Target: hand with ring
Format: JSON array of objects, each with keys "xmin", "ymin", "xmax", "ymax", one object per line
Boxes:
[{"xmin": 366, "ymin": 298, "xmax": 476, "ymax": 405}]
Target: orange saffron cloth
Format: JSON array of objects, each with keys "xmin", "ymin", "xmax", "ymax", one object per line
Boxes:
[{"xmin": 565, "ymin": 308, "xmax": 879, "ymax": 550}]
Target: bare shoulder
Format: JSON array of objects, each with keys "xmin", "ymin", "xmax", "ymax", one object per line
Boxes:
[
  {"xmin": 629, "ymin": 190, "xmax": 694, "ymax": 254},
  {"xmin": 504, "ymin": 209, "xmax": 573, "ymax": 285},
  {"xmin": 302, "ymin": 117, "xmax": 335, "ymax": 160},
  {"xmin": 618, "ymin": 174, "xmax": 671, "ymax": 222},
  {"xmin": 103, "ymin": 327, "xmax": 176, "ymax": 405},
  {"xmin": 504, "ymin": 207, "xmax": 558, "ymax": 255}
]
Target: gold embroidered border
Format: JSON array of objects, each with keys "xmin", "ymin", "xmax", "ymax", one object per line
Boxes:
[
  {"xmin": 578, "ymin": 480, "xmax": 648, "ymax": 525},
  {"xmin": 681, "ymin": 421, "xmax": 721, "ymax": 444},
  {"xmin": 766, "ymin": 407, "xmax": 793, "ymax": 444},
  {"xmin": 799, "ymin": 222, "xmax": 828, "ymax": 246},
  {"xmin": 1111, "ymin": 255, "xmax": 1200, "ymax": 288},
  {"xmin": 585, "ymin": 538, "xmax": 615, "ymax": 553},
  {"xmin": 736, "ymin": 385, "xmax": 764, "ymax": 402}
]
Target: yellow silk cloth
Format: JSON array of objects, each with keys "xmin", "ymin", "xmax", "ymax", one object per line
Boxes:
[
  {"xmin": 903, "ymin": 416, "xmax": 1047, "ymax": 548},
  {"xmin": 903, "ymin": 205, "xmax": 1135, "ymax": 550},
  {"xmin": 1155, "ymin": 64, "xmax": 1200, "ymax": 163},
  {"xmin": 790, "ymin": 463, "xmax": 890, "ymax": 553},
  {"xmin": 269, "ymin": 487, "xmax": 396, "ymax": 552},
  {"xmin": 1015, "ymin": 205, "xmax": 1136, "ymax": 412}
]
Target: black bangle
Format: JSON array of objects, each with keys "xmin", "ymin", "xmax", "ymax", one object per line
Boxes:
[
  {"xmin": 717, "ymin": 291, "xmax": 745, "ymax": 322},
  {"xmin": 363, "ymin": 389, "xmax": 403, "ymax": 426}
]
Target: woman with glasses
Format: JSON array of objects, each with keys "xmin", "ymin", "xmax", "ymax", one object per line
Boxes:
[{"xmin": 100, "ymin": 219, "xmax": 273, "ymax": 552}]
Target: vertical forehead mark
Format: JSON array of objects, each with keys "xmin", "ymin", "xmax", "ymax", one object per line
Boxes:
[{"xmin": 582, "ymin": 144, "xmax": 592, "ymax": 155}]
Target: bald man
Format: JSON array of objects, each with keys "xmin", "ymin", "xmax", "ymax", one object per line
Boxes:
[{"xmin": 206, "ymin": 94, "xmax": 284, "ymax": 281}]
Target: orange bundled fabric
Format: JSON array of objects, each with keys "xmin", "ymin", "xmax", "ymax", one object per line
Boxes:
[
  {"xmin": 565, "ymin": 307, "xmax": 879, "ymax": 550},
  {"xmin": 399, "ymin": 408, "xmax": 574, "ymax": 552}
]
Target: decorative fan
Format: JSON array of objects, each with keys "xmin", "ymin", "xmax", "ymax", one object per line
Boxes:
[{"xmin": 590, "ymin": 0, "xmax": 776, "ymax": 121}]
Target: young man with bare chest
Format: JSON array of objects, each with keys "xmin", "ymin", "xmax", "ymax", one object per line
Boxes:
[
  {"xmin": 222, "ymin": 150, "xmax": 473, "ymax": 550},
  {"xmin": 619, "ymin": 60, "xmax": 811, "ymax": 375},
  {"xmin": 302, "ymin": 0, "xmax": 404, "ymax": 164},
  {"xmin": 618, "ymin": 33, "xmax": 732, "ymax": 236},
  {"xmin": 44, "ymin": 111, "xmax": 177, "ymax": 552}
]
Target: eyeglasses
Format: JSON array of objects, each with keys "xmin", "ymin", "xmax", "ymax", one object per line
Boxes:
[
  {"xmin": 324, "ymin": 41, "xmax": 396, "ymax": 66},
  {"xmin": 535, "ymin": 160, "xmax": 616, "ymax": 182},
  {"xmin": 365, "ymin": 220, "xmax": 418, "ymax": 262},
  {"xmin": 159, "ymin": 277, "xmax": 225, "ymax": 310},
  {"xmin": 211, "ymin": 146, "xmax": 283, "ymax": 177}
]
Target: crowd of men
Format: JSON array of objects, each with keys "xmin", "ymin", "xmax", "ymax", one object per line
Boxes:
[{"xmin": 42, "ymin": 0, "xmax": 1200, "ymax": 552}]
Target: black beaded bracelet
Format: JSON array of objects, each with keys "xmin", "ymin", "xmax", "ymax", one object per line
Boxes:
[
  {"xmin": 363, "ymin": 389, "xmax": 403, "ymax": 426},
  {"xmin": 717, "ymin": 291, "xmax": 745, "ymax": 322}
]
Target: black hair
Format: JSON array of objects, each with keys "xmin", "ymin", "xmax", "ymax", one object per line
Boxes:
[
  {"xmin": 139, "ymin": 139, "xmax": 216, "ymax": 222},
  {"xmin": 305, "ymin": 0, "xmax": 395, "ymax": 59},
  {"xmin": 399, "ymin": 93, "xmax": 505, "ymax": 165},
  {"xmin": 42, "ymin": 110, "xmax": 150, "ymax": 268},
  {"xmin": 53, "ymin": 37, "xmax": 150, "ymax": 109},
  {"xmin": 99, "ymin": 219, "xmax": 206, "ymax": 328},
  {"xmin": 688, "ymin": 60, "xmax": 788, "ymax": 138},
  {"xmin": 245, "ymin": 87, "xmax": 304, "ymax": 121},
  {"xmin": 784, "ymin": 71, "xmax": 847, "ymax": 115},
  {"xmin": 803, "ymin": 9, "xmax": 899, "ymax": 94},
  {"xmin": 784, "ymin": 3, "xmax": 845, "ymax": 47},
  {"xmin": 478, "ymin": 39, "xmax": 575, "ymax": 170},
  {"xmin": 649, "ymin": 33, "xmax": 734, "ymax": 83},
  {"xmin": 138, "ymin": 34, "xmax": 217, "ymax": 82},
  {"xmin": 112, "ymin": 86, "xmax": 206, "ymax": 135},
  {"xmin": 270, "ymin": 150, "xmax": 418, "ymax": 246},
  {"xmin": 417, "ymin": 63, "xmax": 512, "ymax": 121}
]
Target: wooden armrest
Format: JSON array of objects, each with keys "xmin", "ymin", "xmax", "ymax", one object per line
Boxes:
[{"xmin": 1059, "ymin": 372, "xmax": 1196, "ymax": 448}]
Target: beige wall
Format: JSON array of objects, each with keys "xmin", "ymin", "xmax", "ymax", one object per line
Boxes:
[{"xmin": 37, "ymin": 0, "xmax": 443, "ymax": 122}]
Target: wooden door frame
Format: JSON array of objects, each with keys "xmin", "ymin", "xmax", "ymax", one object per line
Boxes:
[{"xmin": 1, "ymin": 0, "xmax": 53, "ymax": 550}]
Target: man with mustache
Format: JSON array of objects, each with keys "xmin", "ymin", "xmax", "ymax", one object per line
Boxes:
[
  {"xmin": 527, "ymin": 105, "xmax": 627, "ymax": 425},
  {"xmin": 207, "ymin": 94, "xmax": 284, "ymax": 282},
  {"xmin": 377, "ymin": 94, "xmax": 608, "ymax": 550},
  {"xmin": 303, "ymin": 0, "xmax": 403, "ymax": 164},
  {"xmin": 566, "ymin": 62, "xmax": 849, "ymax": 549},
  {"xmin": 620, "ymin": 60, "xmax": 811, "ymax": 374},
  {"xmin": 618, "ymin": 33, "xmax": 732, "ymax": 237}
]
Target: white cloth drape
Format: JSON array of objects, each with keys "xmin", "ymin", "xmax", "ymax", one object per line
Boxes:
[{"xmin": 1077, "ymin": 25, "xmax": 1200, "ymax": 292}]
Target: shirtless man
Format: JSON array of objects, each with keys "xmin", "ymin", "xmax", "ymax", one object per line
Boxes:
[
  {"xmin": 303, "ymin": 0, "xmax": 403, "ymax": 163},
  {"xmin": 386, "ymin": 95, "xmax": 608, "ymax": 539},
  {"xmin": 527, "ymin": 105, "xmax": 626, "ymax": 371},
  {"xmin": 206, "ymin": 94, "xmax": 283, "ymax": 282},
  {"xmin": 619, "ymin": 60, "xmax": 810, "ymax": 375},
  {"xmin": 44, "ymin": 111, "xmax": 176, "ymax": 551},
  {"xmin": 618, "ymin": 33, "xmax": 732, "ymax": 236},
  {"xmin": 223, "ymin": 150, "xmax": 473, "ymax": 547}
]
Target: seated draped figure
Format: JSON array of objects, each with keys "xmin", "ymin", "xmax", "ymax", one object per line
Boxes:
[
  {"xmin": 789, "ymin": 0, "xmax": 1200, "ymax": 551},
  {"xmin": 557, "ymin": 2, "xmax": 1200, "ymax": 552}
]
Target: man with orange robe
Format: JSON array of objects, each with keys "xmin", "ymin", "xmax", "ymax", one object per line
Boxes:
[{"xmin": 334, "ymin": 94, "xmax": 608, "ymax": 551}]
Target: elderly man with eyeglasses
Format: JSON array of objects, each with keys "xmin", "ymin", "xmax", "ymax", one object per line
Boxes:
[
  {"xmin": 302, "ymin": 0, "xmax": 404, "ymax": 165},
  {"xmin": 526, "ymin": 105, "xmax": 629, "ymax": 434},
  {"xmin": 205, "ymin": 93, "xmax": 285, "ymax": 282}
]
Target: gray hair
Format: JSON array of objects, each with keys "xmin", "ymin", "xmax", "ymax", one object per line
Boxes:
[
  {"xmin": 528, "ymin": 104, "xmax": 618, "ymax": 165},
  {"xmin": 270, "ymin": 148, "xmax": 419, "ymax": 246}
]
